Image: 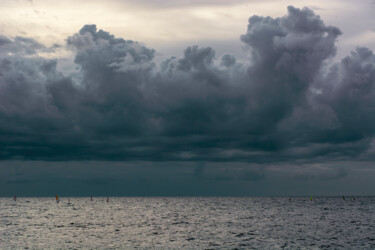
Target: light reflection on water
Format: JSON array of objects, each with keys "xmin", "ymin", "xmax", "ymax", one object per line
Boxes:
[{"xmin": 1, "ymin": 197, "xmax": 375, "ymax": 248}]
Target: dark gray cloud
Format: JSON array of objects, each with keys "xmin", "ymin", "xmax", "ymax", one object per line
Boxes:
[
  {"xmin": 193, "ymin": 163, "xmax": 265, "ymax": 182},
  {"xmin": 293, "ymin": 167, "xmax": 348, "ymax": 181},
  {"xmin": 1, "ymin": 160, "xmax": 372, "ymax": 196},
  {"xmin": 0, "ymin": 6, "xmax": 374, "ymax": 169}
]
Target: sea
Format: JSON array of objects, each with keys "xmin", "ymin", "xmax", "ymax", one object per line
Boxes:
[{"xmin": 1, "ymin": 197, "xmax": 375, "ymax": 249}]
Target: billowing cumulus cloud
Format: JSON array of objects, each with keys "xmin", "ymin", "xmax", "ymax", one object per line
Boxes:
[{"xmin": 0, "ymin": 6, "xmax": 374, "ymax": 169}]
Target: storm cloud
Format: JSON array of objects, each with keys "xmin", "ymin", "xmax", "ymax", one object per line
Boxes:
[{"xmin": 0, "ymin": 6, "xmax": 374, "ymax": 167}]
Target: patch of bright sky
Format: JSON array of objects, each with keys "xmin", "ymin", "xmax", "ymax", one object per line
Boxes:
[{"xmin": 0, "ymin": 0, "xmax": 374, "ymax": 62}]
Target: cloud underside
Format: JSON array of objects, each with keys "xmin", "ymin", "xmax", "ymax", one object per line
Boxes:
[{"xmin": 0, "ymin": 6, "xmax": 375, "ymax": 163}]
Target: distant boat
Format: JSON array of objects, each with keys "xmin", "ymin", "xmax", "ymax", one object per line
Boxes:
[{"xmin": 56, "ymin": 195, "xmax": 60, "ymax": 204}]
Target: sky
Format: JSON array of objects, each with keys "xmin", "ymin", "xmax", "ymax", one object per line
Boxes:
[{"xmin": 0, "ymin": 0, "xmax": 375, "ymax": 196}]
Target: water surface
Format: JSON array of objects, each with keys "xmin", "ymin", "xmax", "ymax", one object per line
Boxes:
[{"xmin": 1, "ymin": 197, "xmax": 374, "ymax": 248}]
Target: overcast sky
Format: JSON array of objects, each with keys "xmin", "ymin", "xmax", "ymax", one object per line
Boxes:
[{"xmin": 1, "ymin": 0, "xmax": 375, "ymax": 196}]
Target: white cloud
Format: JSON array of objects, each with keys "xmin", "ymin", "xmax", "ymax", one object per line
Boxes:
[{"xmin": 0, "ymin": 0, "xmax": 373, "ymax": 60}]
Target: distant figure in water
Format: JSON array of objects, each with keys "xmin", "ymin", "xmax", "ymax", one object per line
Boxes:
[
  {"xmin": 106, "ymin": 197, "xmax": 109, "ymax": 203},
  {"xmin": 343, "ymin": 196, "xmax": 346, "ymax": 201},
  {"xmin": 13, "ymin": 196, "xmax": 16, "ymax": 201},
  {"xmin": 310, "ymin": 196, "xmax": 313, "ymax": 201},
  {"xmin": 289, "ymin": 198, "xmax": 291, "ymax": 201},
  {"xmin": 91, "ymin": 195, "xmax": 93, "ymax": 201},
  {"xmin": 56, "ymin": 195, "xmax": 60, "ymax": 204}
]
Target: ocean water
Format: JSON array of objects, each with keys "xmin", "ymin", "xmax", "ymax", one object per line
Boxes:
[{"xmin": 1, "ymin": 197, "xmax": 375, "ymax": 249}]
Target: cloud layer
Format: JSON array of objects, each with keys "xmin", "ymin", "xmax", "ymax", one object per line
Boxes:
[{"xmin": 0, "ymin": 6, "xmax": 374, "ymax": 165}]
